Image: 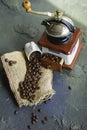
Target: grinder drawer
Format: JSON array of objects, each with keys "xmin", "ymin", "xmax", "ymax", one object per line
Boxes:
[{"xmin": 41, "ymin": 53, "xmax": 64, "ymax": 72}]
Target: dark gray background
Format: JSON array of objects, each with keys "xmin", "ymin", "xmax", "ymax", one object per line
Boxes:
[{"xmin": 0, "ymin": 0, "xmax": 87, "ymax": 130}]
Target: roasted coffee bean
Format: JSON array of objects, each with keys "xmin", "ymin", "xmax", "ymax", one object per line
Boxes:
[
  {"xmin": 14, "ymin": 110, "xmax": 19, "ymax": 115},
  {"xmin": 28, "ymin": 69, "xmax": 32, "ymax": 73},
  {"xmin": 68, "ymin": 86, "xmax": 71, "ymax": 90},
  {"xmin": 26, "ymin": 86, "xmax": 29, "ymax": 89},
  {"xmin": 31, "ymin": 95, "xmax": 35, "ymax": 100},
  {"xmin": 18, "ymin": 53, "xmax": 42, "ymax": 101},
  {"xmin": 32, "ymin": 120, "xmax": 36, "ymax": 124},
  {"xmin": 28, "ymin": 92, "xmax": 32, "ymax": 97},
  {"xmin": 32, "ymin": 85, "xmax": 36, "ymax": 89},
  {"xmin": 52, "ymin": 59, "xmax": 56, "ymax": 62},
  {"xmin": 44, "ymin": 101, "xmax": 48, "ymax": 104},
  {"xmin": 38, "ymin": 71, "xmax": 42, "ymax": 75},
  {"xmin": 33, "ymin": 71, "xmax": 36, "ymax": 75},
  {"xmin": 19, "ymin": 82, "xmax": 23, "ymax": 87},
  {"xmin": 29, "ymin": 87, "xmax": 33, "ymax": 92},
  {"xmin": 32, "ymin": 113, "xmax": 35, "ymax": 117},
  {"xmin": 23, "ymin": 82, "xmax": 26, "ymax": 86},
  {"xmin": 35, "ymin": 115, "xmax": 38, "ymax": 119},
  {"xmin": 38, "ymin": 108, "xmax": 42, "ymax": 113},
  {"xmin": 28, "ymin": 64, "xmax": 32, "ymax": 67},
  {"xmin": 35, "ymin": 118, "xmax": 38, "ymax": 122},
  {"xmin": 32, "ymin": 76, "xmax": 36, "ymax": 80},
  {"xmin": 5, "ymin": 58, "xmax": 8, "ymax": 62},
  {"xmin": 41, "ymin": 120, "xmax": 45, "ymax": 124},
  {"xmin": 22, "ymin": 91, "xmax": 26, "ymax": 96},
  {"xmin": 13, "ymin": 61, "xmax": 17, "ymax": 64},
  {"xmin": 36, "ymin": 86, "xmax": 40, "ymax": 90},
  {"xmin": 9, "ymin": 60, "xmax": 13, "ymax": 66},
  {"xmin": 31, "ymin": 114, "xmax": 39, "ymax": 124},
  {"xmin": 42, "ymin": 53, "xmax": 61, "ymax": 64},
  {"xmin": 29, "ymin": 99, "xmax": 33, "ymax": 103},
  {"xmin": 21, "ymin": 86, "xmax": 25, "ymax": 90},
  {"xmin": 32, "ymin": 116, "xmax": 36, "ymax": 121},
  {"xmin": 35, "ymin": 73, "xmax": 39, "ymax": 77},
  {"xmin": 22, "ymin": 95, "xmax": 26, "ymax": 99},
  {"xmin": 44, "ymin": 116, "xmax": 48, "ymax": 121},
  {"xmin": 9, "ymin": 60, "xmax": 17, "ymax": 66},
  {"xmin": 27, "ymin": 125, "xmax": 31, "ymax": 129}
]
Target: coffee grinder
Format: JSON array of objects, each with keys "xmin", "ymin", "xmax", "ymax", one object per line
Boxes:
[{"xmin": 22, "ymin": 1, "xmax": 83, "ymax": 72}]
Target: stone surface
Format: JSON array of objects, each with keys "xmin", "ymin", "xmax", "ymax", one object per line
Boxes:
[
  {"xmin": 14, "ymin": 24, "xmax": 39, "ymax": 39},
  {"xmin": 0, "ymin": 0, "xmax": 87, "ymax": 130},
  {"xmin": 1, "ymin": 0, "xmax": 23, "ymax": 13}
]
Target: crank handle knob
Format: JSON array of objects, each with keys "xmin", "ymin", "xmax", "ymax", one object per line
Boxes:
[{"xmin": 22, "ymin": 0, "xmax": 32, "ymax": 12}]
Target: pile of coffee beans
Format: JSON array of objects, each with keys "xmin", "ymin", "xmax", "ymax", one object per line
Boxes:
[
  {"xmin": 42, "ymin": 53, "xmax": 61, "ymax": 64},
  {"xmin": 29, "ymin": 51, "xmax": 41, "ymax": 61},
  {"xmin": 27, "ymin": 108, "xmax": 48, "ymax": 129},
  {"xmin": 31, "ymin": 113, "xmax": 39, "ymax": 124},
  {"xmin": 18, "ymin": 52, "xmax": 42, "ymax": 102},
  {"xmin": 5, "ymin": 58, "xmax": 17, "ymax": 66}
]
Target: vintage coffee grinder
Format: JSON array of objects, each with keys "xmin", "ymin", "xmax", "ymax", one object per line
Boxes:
[{"xmin": 22, "ymin": 0, "xmax": 83, "ymax": 71}]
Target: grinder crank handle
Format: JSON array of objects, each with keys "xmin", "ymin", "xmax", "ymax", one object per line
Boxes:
[
  {"xmin": 22, "ymin": 0, "xmax": 32, "ymax": 12},
  {"xmin": 22, "ymin": 0, "xmax": 54, "ymax": 17}
]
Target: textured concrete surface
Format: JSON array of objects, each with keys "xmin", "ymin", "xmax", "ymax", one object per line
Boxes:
[{"xmin": 0, "ymin": 0, "xmax": 87, "ymax": 130}]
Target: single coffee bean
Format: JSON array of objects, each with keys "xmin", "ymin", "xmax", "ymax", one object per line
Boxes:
[
  {"xmin": 68, "ymin": 86, "xmax": 71, "ymax": 90},
  {"xmin": 32, "ymin": 120, "xmax": 36, "ymax": 124},
  {"xmin": 44, "ymin": 116, "xmax": 48, "ymax": 121},
  {"xmin": 13, "ymin": 61, "xmax": 17, "ymax": 64},
  {"xmin": 32, "ymin": 113, "xmax": 35, "ymax": 117},
  {"xmin": 5, "ymin": 58, "xmax": 8, "ymax": 62},
  {"xmin": 35, "ymin": 118, "xmax": 38, "ymax": 122},
  {"xmin": 9, "ymin": 60, "xmax": 13, "ymax": 66},
  {"xmin": 14, "ymin": 110, "xmax": 19, "ymax": 115},
  {"xmin": 38, "ymin": 108, "xmax": 42, "ymax": 112},
  {"xmin": 41, "ymin": 120, "xmax": 45, "ymax": 124},
  {"xmin": 27, "ymin": 125, "xmax": 31, "ymax": 129}
]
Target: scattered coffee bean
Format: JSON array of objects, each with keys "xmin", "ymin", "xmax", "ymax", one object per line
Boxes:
[
  {"xmin": 44, "ymin": 116, "xmax": 48, "ymax": 121},
  {"xmin": 5, "ymin": 58, "xmax": 8, "ymax": 62},
  {"xmin": 35, "ymin": 118, "xmax": 38, "ymax": 122},
  {"xmin": 32, "ymin": 113, "xmax": 35, "ymax": 116},
  {"xmin": 27, "ymin": 125, "xmax": 31, "ymax": 129},
  {"xmin": 14, "ymin": 110, "xmax": 19, "ymax": 115},
  {"xmin": 41, "ymin": 120, "xmax": 45, "ymax": 124},
  {"xmin": 32, "ymin": 120, "xmax": 36, "ymax": 124},
  {"xmin": 9, "ymin": 60, "xmax": 13, "ymax": 66},
  {"xmin": 38, "ymin": 108, "xmax": 42, "ymax": 113},
  {"xmin": 35, "ymin": 115, "xmax": 38, "ymax": 119},
  {"xmin": 7, "ymin": 60, "xmax": 17, "ymax": 66},
  {"xmin": 26, "ymin": 109, "xmax": 49, "ymax": 129},
  {"xmin": 36, "ymin": 86, "xmax": 40, "ymax": 90},
  {"xmin": 44, "ymin": 101, "xmax": 47, "ymax": 104},
  {"xmin": 31, "ymin": 113, "xmax": 39, "ymax": 124},
  {"xmin": 68, "ymin": 86, "xmax": 71, "ymax": 90},
  {"xmin": 13, "ymin": 61, "xmax": 17, "ymax": 64}
]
